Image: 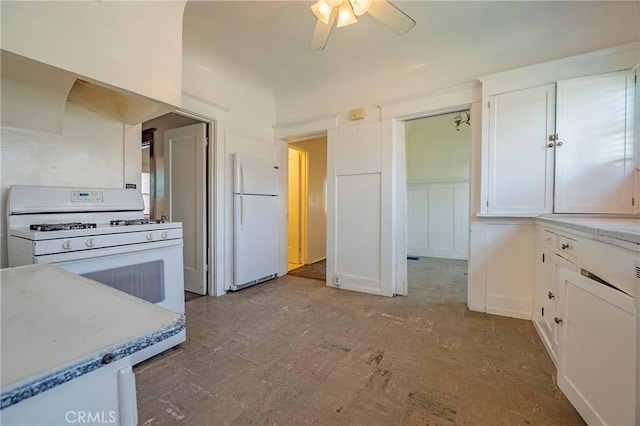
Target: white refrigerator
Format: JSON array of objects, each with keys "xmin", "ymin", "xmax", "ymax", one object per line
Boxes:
[{"xmin": 231, "ymin": 153, "xmax": 279, "ymax": 290}]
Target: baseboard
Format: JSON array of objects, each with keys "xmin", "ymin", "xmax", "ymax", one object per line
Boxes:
[
  {"xmin": 485, "ymin": 294, "xmax": 532, "ymax": 320},
  {"xmin": 407, "ymin": 249, "xmax": 468, "ymax": 260},
  {"xmin": 330, "ymin": 274, "xmax": 382, "ymax": 296},
  {"xmin": 532, "ymin": 318, "xmax": 558, "ymax": 368}
]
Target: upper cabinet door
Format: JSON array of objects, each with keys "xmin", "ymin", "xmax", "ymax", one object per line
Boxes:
[
  {"xmin": 555, "ymin": 71, "xmax": 635, "ymax": 214},
  {"xmin": 486, "ymin": 84, "xmax": 556, "ymax": 215}
]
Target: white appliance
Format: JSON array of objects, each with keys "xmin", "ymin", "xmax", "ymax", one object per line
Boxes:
[
  {"xmin": 232, "ymin": 153, "xmax": 279, "ymax": 291},
  {"xmin": 6, "ymin": 185, "xmax": 186, "ymax": 365}
]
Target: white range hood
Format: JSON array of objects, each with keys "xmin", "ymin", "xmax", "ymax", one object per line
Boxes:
[{"xmin": 0, "ymin": 50, "xmax": 177, "ymax": 134}]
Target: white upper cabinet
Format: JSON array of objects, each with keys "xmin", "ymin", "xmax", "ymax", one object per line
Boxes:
[
  {"xmin": 555, "ymin": 71, "xmax": 635, "ymax": 214},
  {"xmin": 481, "ymin": 68, "xmax": 636, "ymax": 216},
  {"xmin": 486, "ymin": 84, "xmax": 556, "ymax": 215}
]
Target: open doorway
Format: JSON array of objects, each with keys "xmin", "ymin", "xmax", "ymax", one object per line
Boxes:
[
  {"xmin": 142, "ymin": 112, "xmax": 210, "ymax": 299},
  {"xmin": 405, "ymin": 111, "xmax": 471, "ymax": 302},
  {"xmin": 287, "ymin": 136, "xmax": 328, "ymax": 281}
]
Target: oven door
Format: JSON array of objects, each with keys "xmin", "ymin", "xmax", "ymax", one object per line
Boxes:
[{"xmin": 53, "ymin": 244, "xmax": 184, "ymax": 314}]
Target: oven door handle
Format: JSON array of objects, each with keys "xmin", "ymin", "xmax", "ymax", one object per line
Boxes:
[{"xmin": 36, "ymin": 239, "xmax": 182, "ymax": 264}]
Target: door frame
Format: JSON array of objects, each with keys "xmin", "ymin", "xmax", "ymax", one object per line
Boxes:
[
  {"xmin": 171, "ymin": 109, "xmax": 218, "ymax": 296},
  {"xmin": 393, "ymin": 106, "xmax": 473, "ymax": 296},
  {"xmin": 275, "ymin": 116, "xmax": 336, "ymax": 280},
  {"xmin": 403, "ymin": 109, "xmax": 472, "ymax": 286},
  {"xmin": 379, "ymin": 84, "xmax": 479, "ymax": 300}
]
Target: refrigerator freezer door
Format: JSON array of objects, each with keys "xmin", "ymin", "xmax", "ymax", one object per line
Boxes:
[
  {"xmin": 233, "ymin": 194, "xmax": 279, "ymax": 289},
  {"xmin": 233, "ymin": 153, "xmax": 279, "ymax": 196}
]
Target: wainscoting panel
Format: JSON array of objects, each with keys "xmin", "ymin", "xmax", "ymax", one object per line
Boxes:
[{"xmin": 407, "ymin": 181, "xmax": 469, "ymax": 260}]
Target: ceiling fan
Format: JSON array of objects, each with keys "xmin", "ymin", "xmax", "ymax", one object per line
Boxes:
[{"xmin": 309, "ymin": 0, "xmax": 416, "ymax": 50}]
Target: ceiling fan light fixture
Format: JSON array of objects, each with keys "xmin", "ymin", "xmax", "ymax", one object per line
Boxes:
[
  {"xmin": 349, "ymin": 0, "xmax": 372, "ymax": 16},
  {"xmin": 326, "ymin": 0, "xmax": 344, "ymax": 7},
  {"xmin": 311, "ymin": 0, "xmax": 333, "ymax": 25},
  {"xmin": 336, "ymin": 2, "xmax": 358, "ymax": 28}
]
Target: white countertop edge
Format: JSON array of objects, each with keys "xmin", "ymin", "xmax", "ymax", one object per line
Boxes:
[
  {"xmin": 0, "ymin": 315, "xmax": 185, "ymax": 411},
  {"xmin": 535, "ymin": 215, "xmax": 640, "ymax": 245}
]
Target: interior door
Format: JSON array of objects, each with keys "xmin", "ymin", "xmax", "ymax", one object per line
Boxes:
[
  {"xmin": 165, "ymin": 123, "xmax": 207, "ymax": 295},
  {"xmin": 288, "ymin": 148, "xmax": 301, "ymax": 265}
]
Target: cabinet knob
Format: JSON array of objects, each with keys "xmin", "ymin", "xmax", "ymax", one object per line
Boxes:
[
  {"xmin": 554, "ymin": 317, "xmax": 563, "ymax": 324},
  {"xmin": 556, "ymin": 141, "xmax": 563, "ymax": 147},
  {"xmin": 548, "ymin": 291, "xmax": 555, "ymax": 299},
  {"xmin": 561, "ymin": 243, "xmax": 569, "ymax": 250},
  {"xmin": 547, "ymin": 143, "xmax": 554, "ymax": 148}
]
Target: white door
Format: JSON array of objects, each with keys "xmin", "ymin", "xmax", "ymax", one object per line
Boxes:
[
  {"xmin": 486, "ymin": 84, "xmax": 556, "ymax": 215},
  {"xmin": 165, "ymin": 123, "xmax": 207, "ymax": 295},
  {"xmin": 234, "ymin": 195, "xmax": 279, "ymax": 287},
  {"xmin": 288, "ymin": 148, "xmax": 301, "ymax": 265},
  {"xmin": 555, "ymin": 71, "xmax": 634, "ymax": 213}
]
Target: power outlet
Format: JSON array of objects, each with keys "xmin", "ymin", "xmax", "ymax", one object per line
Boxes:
[{"xmin": 334, "ymin": 276, "xmax": 343, "ymax": 286}]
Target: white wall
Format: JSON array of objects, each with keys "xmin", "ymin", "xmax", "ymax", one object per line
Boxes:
[
  {"xmin": 406, "ymin": 113, "xmax": 471, "ymax": 182},
  {"xmin": 290, "ymin": 137, "xmax": 327, "ymax": 264},
  {"xmin": 405, "ymin": 113, "xmax": 470, "ymax": 260},
  {"xmin": 274, "ymin": 44, "xmax": 638, "ymax": 316},
  {"xmin": 0, "ymin": 1, "xmax": 185, "ymax": 107},
  {"xmin": 182, "ymin": 41, "xmax": 277, "ymax": 296},
  {"xmin": 1, "ymin": 81, "xmax": 141, "ymax": 268},
  {"xmin": 334, "ymin": 121, "xmax": 384, "ymax": 295}
]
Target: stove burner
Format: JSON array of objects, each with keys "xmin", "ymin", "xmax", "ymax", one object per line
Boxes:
[
  {"xmin": 30, "ymin": 223, "xmax": 97, "ymax": 232},
  {"xmin": 110, "ymin": 218, "xmax": 167, "ymax": 226}
]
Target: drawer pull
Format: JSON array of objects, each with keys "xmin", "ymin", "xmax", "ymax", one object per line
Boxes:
[
  {"xmin": 561, "ymin": 243, "xmax": 569, "ymax": 250},
  {"xmin": 548, "ymin": 291, "xmax": 555, "ymax": 299},
  {"xmin": 554, "ymin": 317, "xmax": 563, "ymax": 324}
]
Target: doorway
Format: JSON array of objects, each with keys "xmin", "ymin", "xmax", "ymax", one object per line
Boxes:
[
  {"xmin": 142, "ymin": 112, "xmax": 210, "ymax": 297},
  {"xmin": 286, "ymin": 136, "xmax": 328, "ymax": 281},
  {"xmin": 404, "ymin": 111, "xmax": 471, "ymax": 301}
]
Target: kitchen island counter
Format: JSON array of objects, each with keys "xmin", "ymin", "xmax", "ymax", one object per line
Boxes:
[{"xmin": 0, "ymin": 264, "xmax": 184, "ymax": 423}]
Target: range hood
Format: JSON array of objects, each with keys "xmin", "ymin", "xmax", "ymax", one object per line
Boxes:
[{"xmin": 1, "ymin": 50, "xmax": 177, "ymax": 134}]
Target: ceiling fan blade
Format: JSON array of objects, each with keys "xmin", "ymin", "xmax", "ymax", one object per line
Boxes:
[
  {"xmin": 309, "ymin": 9, "xmax": 337, "ymax": 50},
  {"xmin": 367, "ymin": 0, "xmax": 415, "ymax": 35}
]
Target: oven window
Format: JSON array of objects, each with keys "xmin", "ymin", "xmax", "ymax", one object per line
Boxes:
[{"xmin": 82, "ymin": 260, "xmax": 165, "ymax": 303}]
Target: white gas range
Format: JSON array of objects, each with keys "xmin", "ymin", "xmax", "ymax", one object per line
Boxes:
[{"xmin": 6, "ymin": 185, "xmax": 186, "ymax": 365}]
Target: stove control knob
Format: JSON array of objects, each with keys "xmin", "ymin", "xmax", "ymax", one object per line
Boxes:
[
  {"xmin": 62, "ymin": 241, "xmax": 72, "ymax": 250},
  {"xmin": 146, "ymin": 233, "xmax": 154, "ymax": 241},
  {"xmin": 85, "ymin": 238, "xmax": 95, "ymax": 248},
  {"xmin": 161, "ymin": 232, "xmax": 168, "ymax": 239}
]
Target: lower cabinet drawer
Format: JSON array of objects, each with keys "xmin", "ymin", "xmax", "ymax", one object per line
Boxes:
[{"xmin": 557, "ymin": 235, "xmax": 578, "ymax": 259}]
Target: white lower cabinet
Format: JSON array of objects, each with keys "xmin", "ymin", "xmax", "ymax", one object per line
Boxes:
[
  {"xmin": 557, "ymin": 269, "xmax": 636, "ymax": 426},
  {"xmin": 534, "ymin": 229, "xmax": 578, "ymax": 366},
  {"xmin": 533, "ymin": 224, "xmax": 637, "ymax": 425},
  {"xmin": 1, "ymin": 358, "xmax": 138, "ymax": 426}
]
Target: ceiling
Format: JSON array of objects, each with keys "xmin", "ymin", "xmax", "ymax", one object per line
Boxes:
[{"xmin": 183, "ymin": 1, "xmax": 640, "ymax": 108}]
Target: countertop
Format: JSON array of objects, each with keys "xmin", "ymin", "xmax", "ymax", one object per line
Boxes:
[
  {"xmin": 0, "ymin": 265, "xmax": 185, "ymax": 410},
  {"xmin": 536, "ymin": 215, "xmax": 640, "ymax": 245}
]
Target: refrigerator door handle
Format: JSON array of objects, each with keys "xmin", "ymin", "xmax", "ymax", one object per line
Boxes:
[
  {"xmin": 240, "ymin": 194, "xmax": 244, "ymax": 226},
  {"xmin": 240, "ymin": 162, "xmax": 245, "ymax": 194}
]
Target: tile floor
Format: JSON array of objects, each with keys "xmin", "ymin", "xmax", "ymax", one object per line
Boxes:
[{"xmin": 135, "ymin": 257, "xmax": 585, "ymax": 425}]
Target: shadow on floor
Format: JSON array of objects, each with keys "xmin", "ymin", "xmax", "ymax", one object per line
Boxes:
[{"xmin": 287, "ymin": 259, "xmax": 326, "ymax": 282}]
